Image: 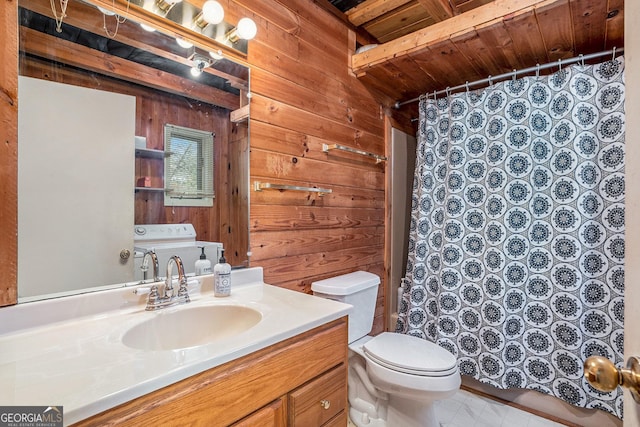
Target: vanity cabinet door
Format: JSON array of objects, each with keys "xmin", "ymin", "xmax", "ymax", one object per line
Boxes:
[
  {"xmin": 288, "ymin": 364, "xmax": 347, "ymax": 427},
  {"xmin": 231, "ymin": 397, "xmax": 286, "ymax": 427}
]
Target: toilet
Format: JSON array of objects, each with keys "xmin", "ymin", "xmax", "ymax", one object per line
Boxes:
[{"xmin": 312, "ymin": 271, "xmax": 461, "ymax": 427}]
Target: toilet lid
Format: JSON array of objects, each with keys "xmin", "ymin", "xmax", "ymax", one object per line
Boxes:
[{"xmin": 363, "ymin": 333, "xmax": 458, "ymax": 376}]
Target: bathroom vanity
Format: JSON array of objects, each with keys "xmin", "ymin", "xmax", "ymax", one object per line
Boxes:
[
  {"xmin": 75, "ymin": 318, "xmax": 348, "ymax": 426},
  {"xmin": 0, "ymin": 268, "xmax": 351, "ymax": 426}
]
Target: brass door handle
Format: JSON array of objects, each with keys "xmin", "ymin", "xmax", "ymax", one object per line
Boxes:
[{"xmin": 584, "ymin": 356, "xmax": 640, "ymax": 403}]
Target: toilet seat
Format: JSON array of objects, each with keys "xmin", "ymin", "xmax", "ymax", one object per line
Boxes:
[{"xmin": 363, "ymin": 333, "xmax": 458, "ymax": 377}]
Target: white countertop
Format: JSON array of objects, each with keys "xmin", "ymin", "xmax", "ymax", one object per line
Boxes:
[{"xmin": 0, "ymin": 267, "xmax": 351, "ymax": 425}]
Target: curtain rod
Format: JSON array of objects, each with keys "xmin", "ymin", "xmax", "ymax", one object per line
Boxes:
[{"xmin": 396, "ymin": 47, "xmax": 624, "ymax": 109}]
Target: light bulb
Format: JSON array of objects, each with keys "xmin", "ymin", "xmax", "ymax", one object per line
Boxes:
[
  {"xmin": 164, "ymin": 0, "xmax": 182, "ymax": 4},
  {"xmin": 201, "ymin": 0, "xmax": 224, "ymax": 25},
  {"xmin": 176, "ymin": 38, "xmax": 193, "ymax": 49},
  {"xmin": 209, "ymin": 50, "xmax": 223, "ymax": 60},
  {"xmin": 236, "ymin": 17, "xmax": 257, "ymax": 40},
  {"xmin": 190, "ymin": 57, "xmax": 208, "ymax": 77},
  {"xmin": 140, "ymin": 23, "xmax": 156, "ymax": 32},
  {"xmin": 97, "ymin": 6, "xmax": 116, "ymax": 16}
]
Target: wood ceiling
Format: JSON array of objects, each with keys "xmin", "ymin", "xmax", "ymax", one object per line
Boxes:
[{"xmin": 327, "ymin": 0, "xmax": 625, "ymax": 110}]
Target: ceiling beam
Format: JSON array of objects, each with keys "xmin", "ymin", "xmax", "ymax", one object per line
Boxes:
[
  {"xmin": 346, "ymin": 0, "xmax": 413, "ymax": 27},
  {"xmin": 20, "ymin": 0, "xmax": 248, "ymax": 90},
  {"xmin": 21, "ymin": 27, "xmax": 240, "ymax": 110},
  {"xmin": 309, "ymin": 0, "xmax": 379, "ymax": 46},
  {"xmin": 415, "ymin": 0, "xmax": 456, "ymax": 21},
  {"xmin": 351, "ymin": 0, "xmax": 555, "ymax": 74}
]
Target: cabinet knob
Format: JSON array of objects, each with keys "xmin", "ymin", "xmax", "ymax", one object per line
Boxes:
[
  {"xmin": 320, "ymin": 399, "xmax": 331, "ymax": 410},
  {"xmin": 120, "ymin": 249, "xmax": 131, "ymax": 260}
]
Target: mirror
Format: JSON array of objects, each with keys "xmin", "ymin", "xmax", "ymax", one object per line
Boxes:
[{"xmin": 17, "ymin": 0, "xmax": 250, "ymax": 301}]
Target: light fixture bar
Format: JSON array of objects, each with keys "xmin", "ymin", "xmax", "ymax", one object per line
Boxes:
[{"xmin": 89, "ymin": 0, "xmax": 255, "ymax": 59}]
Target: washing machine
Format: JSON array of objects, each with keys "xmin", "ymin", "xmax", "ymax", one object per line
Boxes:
[{"xmin": 133, "ymin": 224, "xmax": 223, "ymax": 282}]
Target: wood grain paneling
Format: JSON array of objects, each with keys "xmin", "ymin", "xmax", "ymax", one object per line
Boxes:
[
  {"xmin": 346, "ymin": 0, "xmax": 413, "ymax": 27},
  {"xmin": 0, "ymin": 0, "xmax": 18, "ymax": 307},
  {"xmin": 537, "ymin": 0, "xmax": 575, "ymax": 61},
  {"xmin": 350, "ymin": 0, "xmax": 624, "ymax": 107},
  {"xmin": 245, "ymin": 1, "xmax": 387, "ymax": 334},
  {"xmin": 364, "ymin": 3, "xmax": 433, "ymax": 43},
  {"xmin": 20, "ymin": 27, "xmax": 239, "ymax": 110},
  {"xmin": 232, "ymin": 397, "xmax": 287, "ymax": 427},
  {"xmin": 250, "ymin": 227, "xmax": 384, "ymax": 261},
  {"xmin": 570, "ymin": 0, "xmax": 609, "ymax": 52},
  {"xmin": 605, "ymin": 0, "xmax": 624, "ymax": 50},
  {"xmin": 503, "ymin": 8, "xmax": 549, "ymax": 66}
]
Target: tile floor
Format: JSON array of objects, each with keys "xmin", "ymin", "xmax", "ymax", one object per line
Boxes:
[
  {"xmin": 348, "ymin": 389, "xmax": 567, "ymax": 427},
  {"xmin": 436, "ymin": 389, "xmax": 566, "ymax": 427}
]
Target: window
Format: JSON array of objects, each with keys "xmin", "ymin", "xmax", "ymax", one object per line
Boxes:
[{"xmin": 164, "ymin": 124, "xmax": 215, "ymax": 207}]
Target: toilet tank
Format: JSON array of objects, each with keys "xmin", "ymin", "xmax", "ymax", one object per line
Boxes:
[{"xmin": 311, "ymin": 271, "xmax": 380, "ymax": 343}]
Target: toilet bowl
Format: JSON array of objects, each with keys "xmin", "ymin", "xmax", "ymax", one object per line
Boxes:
[
  {"xmin": 312, "ymin": 272, "xmax": 461, "ymax": 427},
  {"xmin": 348, "ymin": 333, "xmax": 460, "ymax": 427}
]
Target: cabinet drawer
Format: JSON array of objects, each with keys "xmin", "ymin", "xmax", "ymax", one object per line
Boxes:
[
  {"xmin": 323, "ymin": 412, "xmax": 348, "ymax": 427},
  {"xmin": 289, "ymin": 364, "xmax": 347, "ymax": 427},
  {"xmin": 232, "ymin": 397, "xmax": 286, "ymax": 427}
]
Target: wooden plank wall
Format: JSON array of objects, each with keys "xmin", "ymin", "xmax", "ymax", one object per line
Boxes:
[
  {"xmin": 231, "ymin": 0, "xmax": 388, "ymax": 334},
  {"xmin": 0, "ymin": 0, "xmax": 18, "ymax": 307}
]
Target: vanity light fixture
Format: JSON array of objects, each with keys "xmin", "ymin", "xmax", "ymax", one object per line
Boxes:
[
  {"xmin": 95, "ymin": 3, "xmax": 130, "ymax": 39},
  {"xmin": 227, "ymin": 17, "xmax": 257, "ymax": 43},
  {"xmin": 97, "ymin": 6, "xmax": 116, "ymax": 16},
  {"xmin": 193, "ymin": 0, "xmax": 224, "ymax": 28},
  {"xmin": 176, "ymin": 37, "xmax": 193, "ymax": 49},
  {"xmin": 138, "ymin": 0, "xmax": 257, "ymax": 56},
  {"xmin": 209, "ymin": 49, "xmax": 223, "ymax": 60},
  {"xmin": 155, "ymin": 0, "xmax": 181, "ymax": 14},
  {"xmin": 189, "ymin": 54, "xmax": 211, "ymax": 77}
]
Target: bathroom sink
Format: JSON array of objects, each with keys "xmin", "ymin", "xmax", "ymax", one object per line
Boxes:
[{"xmin": 122, "ymin": 305, "xmax": 262, "ymax": 351}]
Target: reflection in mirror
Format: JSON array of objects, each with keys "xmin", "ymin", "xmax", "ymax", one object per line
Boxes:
[{"xmin": 17, "ymin": 0, "xmax": 250, "ymax": 302}]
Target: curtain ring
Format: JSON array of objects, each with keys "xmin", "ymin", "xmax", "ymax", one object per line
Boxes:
[
  {"xmin": 579, "ymin": 54, "xmax": 585, "ymax": 67},
  {"xmin": 465, "ymin": 81, "xmax": 470, "ymax": 93},
  {"xmin": 445, "ymin": 86, "xmax": 451, "ymax": 98},
  {"xmin": 535, "ymin": 63, "xmax": 540, "ymax": 79},
  {"xmin": 512, "ymin": 69, "xmax": 517, "ymax": 82},
  {"xmin": 433, "ymin": 90, "xmax": 437, "ymax": 101},
  {"xmin": 558, "ymin": 58, "xmax": 562, "ymax": 72},
  {"xmin": 612, "ymin": 46, "xmax": 617, "ymax": 61},
  {"xmin": 488, "ymin": 75, "xmax": 493, "ymax": 86}
]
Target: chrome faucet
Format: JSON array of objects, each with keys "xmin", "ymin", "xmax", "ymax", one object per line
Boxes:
[
  {"xmin": 165, "ymin": 255, "xmax": 190, "ymax": 304},
  {"xmin": 140, "ymin": 250, "xmax": 160, "ymax": 283},
  {"xmin": 136, "ymin": 255, "xmax": 191, "ymax": 311}
]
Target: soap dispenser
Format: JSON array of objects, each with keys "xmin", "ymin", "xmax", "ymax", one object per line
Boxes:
[
  {"xmin": 213, "ymin": 249, "xmax": 231, "ymax": 297},
  {"xmin": 195, "ymin": 246, "xmax": 212, "ymax": 276}
]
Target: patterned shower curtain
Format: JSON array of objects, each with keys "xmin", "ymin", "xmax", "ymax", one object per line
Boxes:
[{"xmin": 397, "ymin": 57, "xmax": 625, "ymax": 418}]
